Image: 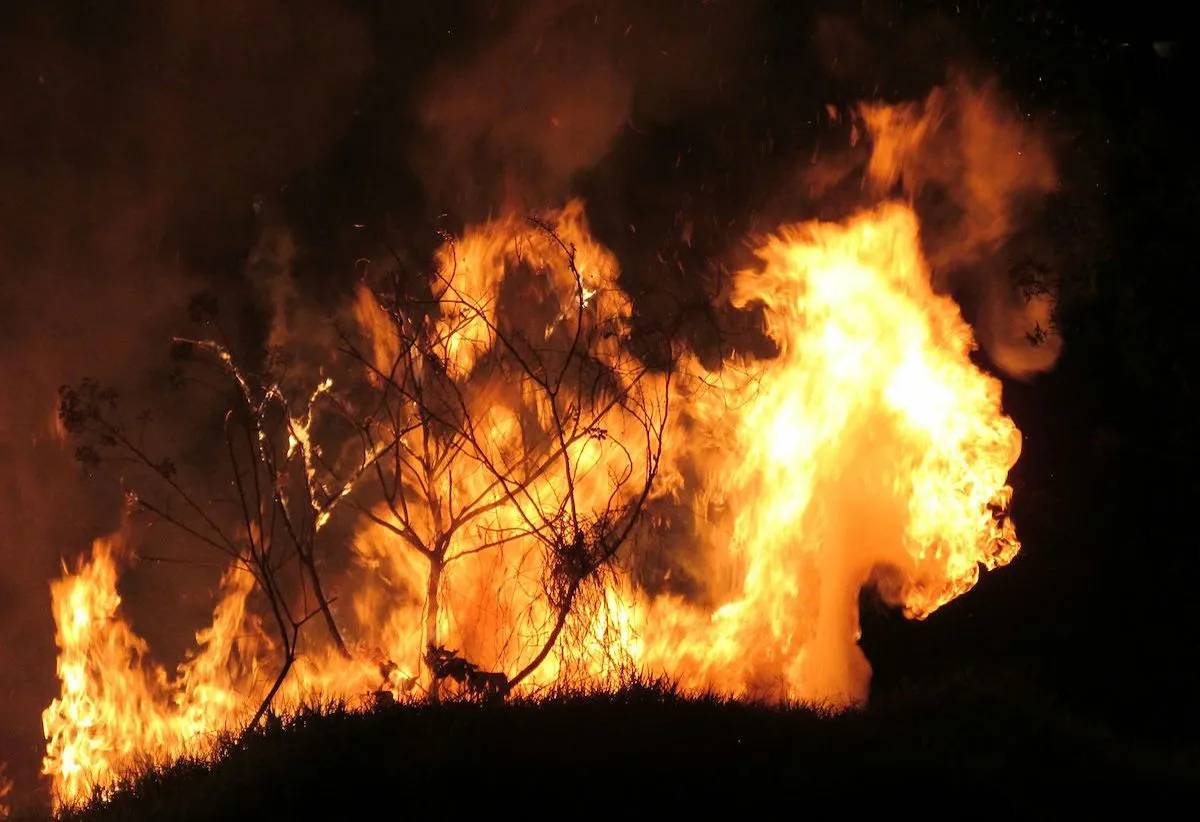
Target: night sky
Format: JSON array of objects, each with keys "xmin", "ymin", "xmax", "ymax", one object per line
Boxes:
[{"xmin": 1, "ymin": 0, "xmax": 1193, "ymax": 804}]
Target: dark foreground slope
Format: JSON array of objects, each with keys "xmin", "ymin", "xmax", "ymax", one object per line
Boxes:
[{"xmin": 23, "ymin": 676, "xmax": 1198, "ymax": 822}]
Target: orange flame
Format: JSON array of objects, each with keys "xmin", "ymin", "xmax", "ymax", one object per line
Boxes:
[
  {"xmin": 40, "ymin": 539, "xmax": 383, "ymax": 807},
  {"xmin": 344, "ymin": 200, "xmax": 653, "ymax": 690},
  {"xmin": 857, "ymin": 73, "xmax": 1061, "ymax": 379},
  {"xmin": 40, "ymin": 87, "xmax": 1036, "ymax": 807},
  {"xmin": 0, "ymin": 761, "xmax": 10, "ymax": 820},
  {"xmin": 41, "ymin": 538, "xmax": 255, "ymax": 805},
  {"xmin": 628, "ymin": 202, "xmax": 1020, "ymax": 704}
]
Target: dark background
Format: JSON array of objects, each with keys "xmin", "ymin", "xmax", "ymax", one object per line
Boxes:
[{"xmin": 1, "ymin": 0, "xmax": 1195, "ymax": 805}]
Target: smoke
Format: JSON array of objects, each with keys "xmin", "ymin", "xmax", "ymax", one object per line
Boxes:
[
  {"xmin": 790, "ymin": 4, "xmax": 1065, "ymax": 380},
  {"xmin": 244, "ymin": 207, "xmax": 347, "ymax": 394},
  {"xmin": 0, "ymin": 0, "xmax": 370, "ymax": 800},
  {"xmin": 857, "ymin": 74, "xmax": 1062, "ymax": 379},
  {"xmin": 411, "ymin": 0, "xmax": 763, "ymax": 218}
]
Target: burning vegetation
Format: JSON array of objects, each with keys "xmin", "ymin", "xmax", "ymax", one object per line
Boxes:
[{"xmin": 24, "ymin": 70, "xmax": 1059, "ymax": 812}]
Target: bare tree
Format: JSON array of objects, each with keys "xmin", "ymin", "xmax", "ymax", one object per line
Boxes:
[
  {"xmin": 57, "ymin": 296, "xmax": 389, "ymax": 731},
  {"xmin": 338, "ymin": 216, "xmax": 673, "ymax": 701},
  {"xmin": 59, "ymin": 211, "xmax": 674, "ymax": 721}
]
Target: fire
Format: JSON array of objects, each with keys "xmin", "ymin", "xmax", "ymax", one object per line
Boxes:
[
  {"xmin": 42, "ymin": 538, "xmax": 249, "ymax": 805},
  {"xmin": 38, "ymin": 87, "xmax": 1034, "ymax": 809},
  {"xmin": 630, "ymin": 202, "xmax": 1020, "ymax": 704},
  {"xmin": 41, "ymin": 539, "xmax": 383, "ymax": 807},
  {"xmin": 343, "ymin": 199, "xmax": 655, "ymax": 692},
  {"xmin": 0, "ymin": 762, "xmax": 10, "ymax": 820}
]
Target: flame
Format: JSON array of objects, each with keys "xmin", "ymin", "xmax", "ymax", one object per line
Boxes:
[
  {"xmin": 41, "ymin": 538, "xmax": 253, "ymax": 806},
  {"xmin": 0, "ymin": 761, "xmax": 10, "ymax": 820},
  {"xmin": 40, "ymin": 538, "xmax": 382, "ymax": 807},
  {"xmin": 629, "ymin": 202, "xmax": 1020, "ymax": 704},
  {"xmin": 857, "ymin": 73, "xmax": 1061, "ymax": 379},
  {"xmin": 40, "ymin": 105, "xmax": 1031, "ymax": 805},
  {"xmin": 344, "ymin": 200, "xmax": 651, "ymax": 690}
]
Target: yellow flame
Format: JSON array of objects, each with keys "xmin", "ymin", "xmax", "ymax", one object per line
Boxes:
[
  {"xmin": 626, "ymin": 202, "xmax": 1020, "ymax": 704},
  {"xmin": 41, "ymin": 539, "xmax": 256, "ymax": 805},
  {"xmin": 42, "ymin": 197, "xmax": 1024, "ymax": 803}
]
